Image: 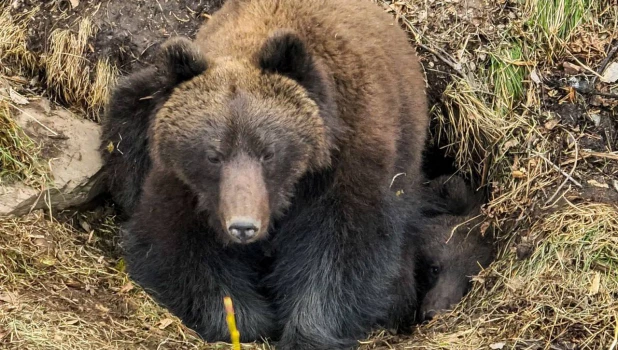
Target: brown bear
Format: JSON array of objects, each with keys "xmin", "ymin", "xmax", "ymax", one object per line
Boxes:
[
  {"xmin": 392, "ymin": 175, "xmax": 495, "ymax": 327},
  {"xmin": 101, "ymin": 0, "xmax": 428, "ymax": 348}
]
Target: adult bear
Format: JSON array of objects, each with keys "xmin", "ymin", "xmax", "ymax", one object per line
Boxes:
[{"xmin": 101, "ymin": 0, "xmax": 428, "ymax": 348}]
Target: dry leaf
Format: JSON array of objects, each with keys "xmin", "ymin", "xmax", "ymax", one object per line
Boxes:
[
  {"xmin": 562, "ymin": 61, "xmax": 581, "ymax": 75},
  {"xmin": 544, "ymin": 119, "xmax": 559, "ymax": 130},
  {"xmin": 589, "ymin": 272, "xmax": 601, "ymax": 295},
  {"xmin": 119, "ymin": 282, "xmax": 134, "ymax": 294},
  {"xmin": 106, "ymin": 141, "xmax": 114, "ymax": 153},
  {"xmin": 480, "ymin": 221, "xmax": 491, "ymax": 235},
  {"xmin": 38, "ymin": 257, "xmax": 57, "ymax": 266},
  {"xmin": 530, "ymin": 69, "xmax": 541, "ymax": 84},
  {"xmin": 587, "ymin": 179, "xmax": 609, "ymax": 188},
  {"xmin": 9, "ymin": 88, "xmax": 29, "ymax": 105},
  {"xmin": 512, "ymin": 170, "xmax": 526, "ymax": 179},
  {"xmin": 33, "ymin": 237, "xmax": 52, "ymax": 249},
  {"xmin": 158, "ymin": 318, "xmax": 174, "ymax": 330},
  {"xmin": 601, "ymin": 61, "xmax": 618, "ymax": 83},
  {"xmin": 65, "ymin": 319, "xmax": 80, "ymax": 325},
  {"xmin": 503, "ymin": 138, "xmax": 519, "ymax": 151},
  {"xmin": 70, "ymin": 0, "xmax": 80, "ymax": 9},
  {"xmin": 490, "ymin": 342, "xmax": 506, "ymax": 349},
  {"xmin": 79, "ymin": 220, "xmax": 91, "ymax": 232}
]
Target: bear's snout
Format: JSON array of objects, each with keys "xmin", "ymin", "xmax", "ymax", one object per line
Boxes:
[{"xmin": 219, "ymin": 155, "xmax": 270, "ymax": 244}]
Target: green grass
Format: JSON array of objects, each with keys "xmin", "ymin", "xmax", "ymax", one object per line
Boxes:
[
  {"xmin": 524, "ymin": 0, "xmax": 594, "ymax": 59},
  {"xmin": 489, "ymin": 42, "xmax": 527, "ymax": 115}
]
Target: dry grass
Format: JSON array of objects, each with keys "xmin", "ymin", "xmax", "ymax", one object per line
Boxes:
[
  {"xmin": 42, "ymin": 18, "xmax": 118, "ymax": 119},
  {"xmin": 0, "ymin": 211, "xmax": 268, "ymax": 350},
  {"xmin": 0, "ymin": 6, "xmax": 38, "ymax": 73},
  {"xmin": 0, "ymin": 3, "xmax": 118, "ymax": 119},
  {"xmin": 393, "ymin": 0, "xmax": 617, "ymax": 223},
  {"xmin": 0, "ymin": 98, "xmax": 48, "ymax": 187},
  {"xmin": 87, "ymin": 59, "xmax": 119, "ymax": 118}
]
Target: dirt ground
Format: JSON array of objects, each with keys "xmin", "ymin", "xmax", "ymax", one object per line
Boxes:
[
  {"xmin": 1, "ymin": 0, "xmax": 617, "ymax": 349},
  {"xmin": 18, "ymin": 0, "xmax": 224, "ymax": 72}
]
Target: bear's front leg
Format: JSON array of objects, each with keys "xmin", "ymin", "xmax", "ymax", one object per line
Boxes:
[
  {"xmin": 122, "ymin": 172, "xmax": 276, "ymax": 343},
  {"xmin": 269, "ymin": 194, "xmax": 405, "ymax": 350},
  {"xmin": 123, "ymin": 224, "xmax": 277, "ymax": 343}
]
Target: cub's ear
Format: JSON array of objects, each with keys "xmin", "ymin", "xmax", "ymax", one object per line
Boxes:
[
  {"xmin": 257, "ymin": 30, "xmax": 314, "ymax": 83},
  {"xmin": 156, "ymin": 37, "xmax": 208, "ymax": 83},
  {"xmin": 426, "ymin": 175, "xmax": 484, "ymax": 216}
]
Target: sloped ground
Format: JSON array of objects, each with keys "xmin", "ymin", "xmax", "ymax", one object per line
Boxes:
[{"xmin": 1, "ymin": 0, "xmax": 617, "ymax": 349}]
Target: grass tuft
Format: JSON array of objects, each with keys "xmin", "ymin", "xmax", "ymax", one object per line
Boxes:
[
  {"xmin": 43, "ymin": 18, "xmax": 96, "ymax": 111},
  {"xmin": 0, "ymin": 6, "xmax": 38, "ymax": 73},
  {"xmin": 0, "ymin": 99, "xmax": 48, "ymax": 186},
  {"xmin": 489, "ymin": 43, "xmax": 528, "ymax": 115},
  {"xmin": 1, "ymin": 2, "xmax": 118, "ymax": 119},
  {"xmin": 524, "ymin": 0, "xmax": 594, "ymax": 60},
  {"xmin": 87, "ymin": 59, "xmax": 119, "ymax": 120}
]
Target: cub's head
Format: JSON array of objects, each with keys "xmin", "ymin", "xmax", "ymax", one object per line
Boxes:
[
  {"xmin": 416, "ymin": 176, "xmax": 495, "ymax": 321},
  {"xmin": 150, "ymin": 32, "xmax": 333, "ymax": 244},
  {"xmin": 416, "ymin": 215, "xmax": 495, "ymax": 321}
]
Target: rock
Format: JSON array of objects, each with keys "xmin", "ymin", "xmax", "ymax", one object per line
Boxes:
[{"xmin": 0, "ymin": 98, "xmax": 104, "ymax": 216}]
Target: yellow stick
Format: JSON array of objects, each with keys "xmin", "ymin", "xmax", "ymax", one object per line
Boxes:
[{"xmin": 224, "ymin": 296, "xmax": 241, "ymax": 350}]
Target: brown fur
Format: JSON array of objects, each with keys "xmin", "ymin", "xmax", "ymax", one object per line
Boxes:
[
  {"xmin": 218, "ymin": 155, "xmax": 270, "ymax": 243},
  {"xmin": 112, "ymin": 0, "xmax": 429, "ymax": 347},
  {"xmin": 155, "ymin": 0, "xmax": 428, "ymax": 205}
]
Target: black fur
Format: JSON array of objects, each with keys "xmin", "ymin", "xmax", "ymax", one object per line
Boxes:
[
  {"xmin": 408, "ymin": 176, "xmax": 495, "ymax": 322},
  {"xmin": 258, "ymin": 30, "xmax": 314, "ymax": 84},
  {"xmin": 100, "ymin": 37, "xmax": 207, "ymax": 216},
  {"xmin": 266, "ymin": 179, "xmax": 408, "ymax": 349},
  {"xmin": 123, "ymin": 170, "xmax": 277, "ymax": 341}
]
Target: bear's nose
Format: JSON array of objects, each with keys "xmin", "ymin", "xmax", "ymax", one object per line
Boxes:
[{"xmin": 228, "ymin": 219, "xmax": 259, "ymax": 243}]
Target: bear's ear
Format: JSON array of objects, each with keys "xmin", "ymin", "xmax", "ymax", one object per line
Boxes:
[
  {"xmin": 156, "ymin": 37, "xmax": 208, "ymax": 84},
  {"xmin": 257, "ymin": 30, "xmax": 314, "ymax": 83}
]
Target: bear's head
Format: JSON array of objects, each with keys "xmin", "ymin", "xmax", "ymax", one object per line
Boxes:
[
  {"xmin": 150, "ymin": 32, "xmax": 335, "ymax": 244},
  {"xmin": 416, "ymin": 215, "xmax": 495, "ymax": 321},
  {"xmin": 416, "ymin": 175, "xmax": 495, "ymax": 321}
]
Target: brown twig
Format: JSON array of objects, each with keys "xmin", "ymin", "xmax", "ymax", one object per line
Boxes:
[{"xmin": 597, "ymin": 42, "xmax": 618, "ymax": 75}]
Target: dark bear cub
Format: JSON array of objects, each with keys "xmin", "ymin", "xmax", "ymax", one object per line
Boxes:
[
  {"xmin": 389, "ymin": 175, "xmax": 495, "ymax": 331},
  {"xmin": 416, "ymin": 175, "xmax": 495, "ymax": 322},
  {"xmin": 100, "ymin": 0, "xmax": 429, "ymax": 348}
]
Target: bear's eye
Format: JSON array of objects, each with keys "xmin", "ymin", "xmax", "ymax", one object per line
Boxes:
[
  {"xmin": 261, "ymin": 150, "xmax": 275, "ymax": 162},
  {"xmin": 207, "ymin": 155, "xmax": 222, "ymax": 164},
  {"xmin": 430, "ymin": 265, "xmax": 441, "ymax": 275}
]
